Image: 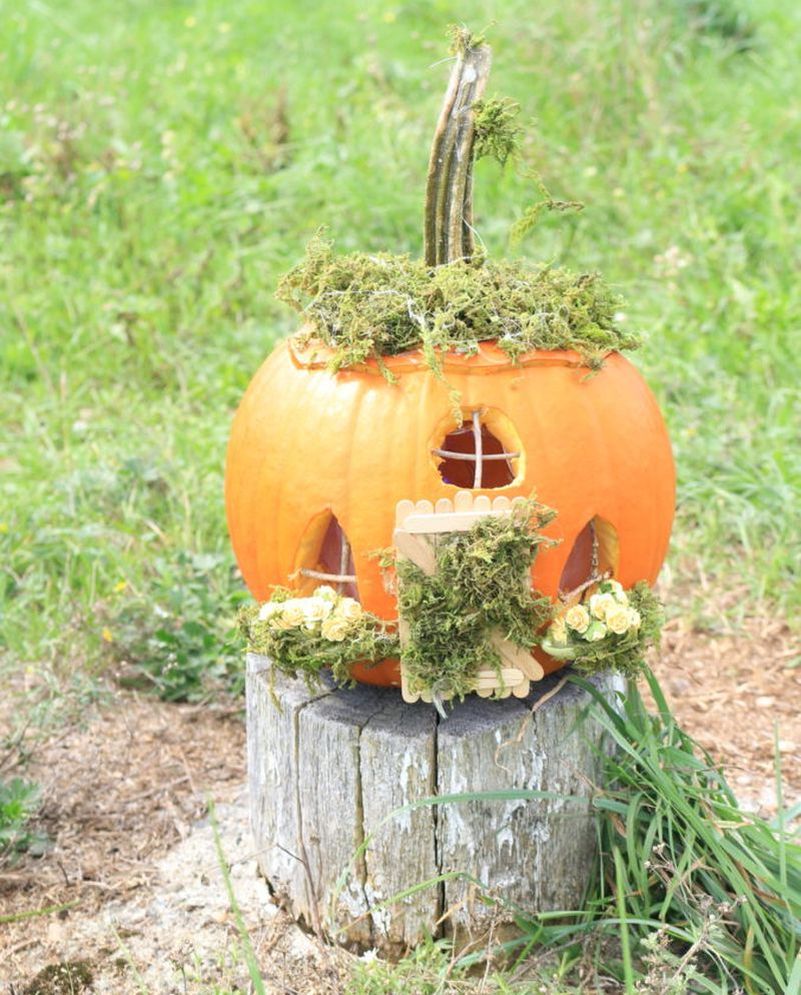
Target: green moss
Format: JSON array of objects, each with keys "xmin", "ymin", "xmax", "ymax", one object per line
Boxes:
[
  {"xmin": 237, "ymin": 533, "xmax": 662, "ymax": 695},
  {"xmin": 237, "ymin": 591, "xmax": 400, "ymax": 687},
  {"xmin": 277, "ymin": 236, "xmax": 640, "ymax": 378},
  {"xmin": 510, "ymin": 175, "xmax": 586, "ymax": 247},
  {"xmin": 448, "ymin": 24, "xmax": 485, "ymax": 54},
  {"xmin": 397, "ymin": 499, "xmax": 555, "ymax": 701},
  {"xmin": 473, "ymin": 97, "xmax": 522, "ymax": 165}
]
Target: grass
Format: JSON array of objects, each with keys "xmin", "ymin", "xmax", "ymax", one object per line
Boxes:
[
  {"xmin": 0, "ymin": 776, "xmax": 46, "ymax": 865},
  {"xmin": 544, "ymin": 672, "xmax": 801, "ymax": 993},
  {"xmin": 346, "ymin": 939, "xmax": 570, "ymax": 993},
  {"xmin": 209, "ymin": 801, "xmax": 266, "ymax": 995}
]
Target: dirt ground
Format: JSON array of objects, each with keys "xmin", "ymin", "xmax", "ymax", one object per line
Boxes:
[
  {"xmin": 1, "ymin": 611, "xmax": 799, "ymax": 994},
  {"xmin": 655, "ymin": 605, "xmax": 800, "ymax": 810},
  {"xmin": 0, "ymin": 696, "xmax": 353, "ymax": 994}
]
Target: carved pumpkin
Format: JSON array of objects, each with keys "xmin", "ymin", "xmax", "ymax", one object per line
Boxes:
[
  {"xmin": 225, "ymin": 337, "xmax": 674, "ymax": 685},
  {"xmin": 225, "ymin": 32, "xmax": 675, "ymax": 688}
]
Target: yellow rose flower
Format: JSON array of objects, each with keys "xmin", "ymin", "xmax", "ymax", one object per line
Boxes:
[
  {"xmin": 548, "ymin": 617, "xmax": 569, "ymax": 646},
  {"xmin": 302, "ymin": 597, "xmax": 333, "ymax": 628},
  {"xmin": 606, "ymin": 606, "xmax": 630, "ymax": 635},
  {"xmin": 565, "ymin": 604, "xmax": 590, "ymax": 634},
  {"xmin": 321, "ymin": 615, "xmax": 351, "ymax": 642},
  {"xmin": 585, "ymin": 621, "xmax": 608, "ymax": 642},
  {"xmin": 628, "ymin": 608, "xmax": 642, "ymax": 630},
  {"xmin": 258, "ymin": 601, "xmax": 281, "ymax": 622},
  {"xmin": 337, "ymin": 598, "xmax": 363, "ymax": 622},
  {"xmin": 271, "ymin": 601, "xmax": 306, "ymax": 629},
  {"xmin": 589, "ymin": 592, "xmax": 616, "ymax": 620},
  {"xmin": 314, "ymin": 585, "xmax": 338, "ymax": 602}
]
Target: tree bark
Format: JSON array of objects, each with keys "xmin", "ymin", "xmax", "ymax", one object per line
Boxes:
[{"xmin": 247, "ymin": 655, "xmax": 622, "ymax": 957}]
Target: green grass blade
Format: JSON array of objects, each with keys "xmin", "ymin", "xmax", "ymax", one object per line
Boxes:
[
  {"xmin": 613, "ymin": 846, "xmax": 636, "ymax": 994},
  {"xmin": 209, "ymin": 802, "xmax": 266, "ymax": 995}
]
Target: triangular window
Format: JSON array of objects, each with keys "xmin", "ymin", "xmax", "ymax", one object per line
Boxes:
[
  {"xmin": 559, "ymin": 516, "xmax": 619, "ymax": 598},
  {"xmin": 298, "ymin": 513, "xmax": 358, "ymax": 599}
]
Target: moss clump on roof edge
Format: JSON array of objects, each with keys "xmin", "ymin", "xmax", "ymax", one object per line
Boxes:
[{"xmin": 276, "ymin": 236, "xmax": 641, "ymax": 378}]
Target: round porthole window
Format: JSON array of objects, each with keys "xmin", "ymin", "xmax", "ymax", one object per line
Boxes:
[{"xmin": 432, "ymin": 410, "xmax": 521, "ymax": 489}]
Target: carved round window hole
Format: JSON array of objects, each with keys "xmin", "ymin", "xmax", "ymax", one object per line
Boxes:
[{"xmin": 432, "ymin": 410, "xmax": 521, "ymax": 489}]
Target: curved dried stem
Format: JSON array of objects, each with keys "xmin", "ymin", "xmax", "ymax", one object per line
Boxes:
[{"xmin": 424, "ymin": 39, "xmax": 492, "ymax": 266}]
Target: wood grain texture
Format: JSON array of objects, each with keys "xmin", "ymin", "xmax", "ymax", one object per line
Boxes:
[
  {"xmin": 436, "ymin": 672, "xmax": 621, "ymax": 942},
  {"xmin": 296, "ymin": 686, "xmax": 388, "ymax": 945},
  {"xmin": 360, "ymin": 698, "xmax": 438, "ymax": 957},
  {"xmin": 247, "ymin": 654, "xmax": 623, "ymax": 955},
  {"xmin": 246, "ymin": 657, "xmax": 330, "ymax": 924}
]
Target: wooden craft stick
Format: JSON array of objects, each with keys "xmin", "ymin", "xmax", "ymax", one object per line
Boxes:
[
  {"xmin": 393, "ymin": 529, "xmax": 437, "ymax": 576},
  {"xmin": 396, "ymin": 490, "xmax": 544, "ymax": 705}
]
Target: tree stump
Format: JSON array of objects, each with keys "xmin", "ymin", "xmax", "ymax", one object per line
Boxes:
[{"xmin": 246, "ymin": 654, "xmax": 622, "ymax": 958}]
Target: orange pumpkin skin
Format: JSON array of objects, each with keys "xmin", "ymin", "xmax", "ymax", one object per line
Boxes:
[{"xmin": 225, "ymin": 337, "xmax": 675, "ymax": 686}]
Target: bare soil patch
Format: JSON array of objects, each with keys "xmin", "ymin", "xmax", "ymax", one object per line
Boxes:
[
  {"xmin": 0, "ymin": 693, "xmax": 351, "ymax": 993},
  {"xmin": 652, "ymin": 602, "xmax": 800, "ymax": 810},
  {"xmin": 1, "ymin": 693, "xmax": 244, "ymax": 926}
]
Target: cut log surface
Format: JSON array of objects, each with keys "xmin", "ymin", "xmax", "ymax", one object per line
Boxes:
[{"xmin": 247, "ymin": 655, "xmax": 623, "ymax": 957}]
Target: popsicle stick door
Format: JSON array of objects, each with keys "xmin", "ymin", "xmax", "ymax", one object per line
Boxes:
[{"xmin": 394, "ymin": 490, "xmax": 545, "ymax": 705}]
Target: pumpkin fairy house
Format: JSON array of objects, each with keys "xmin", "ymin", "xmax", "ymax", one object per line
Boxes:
[{"xmin": 227, "ymin": 30, "xmax": 674, "ymax": 707}]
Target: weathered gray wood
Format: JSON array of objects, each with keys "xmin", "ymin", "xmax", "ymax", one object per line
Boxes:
[
  {"xmin": 360, "ymin": 697, "xmax": 438, "ymax": 957},
  {"xmin": 247, "ymin": 653, "xmax": 622, "ymax": 956},
  {"xmin": 296, "ymin": 685, "xmax": 387, "ymax": 946},
  {"xmin": 246, "ymin": 657, "xmax": 329, "ymax": 923},
  {"xmin": 437, "ymin": 671, "xmax": 621, "ymax": 944}
]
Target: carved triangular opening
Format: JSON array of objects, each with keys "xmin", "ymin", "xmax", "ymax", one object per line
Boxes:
[
  {"xmin": 559, "ymin": 516, "xmax": 619, "ymax": 598},
  {"xmin": 296, "ymin": 511, "xmax": 359, "ymax": 600}
]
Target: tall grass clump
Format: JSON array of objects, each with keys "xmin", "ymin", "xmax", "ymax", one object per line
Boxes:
[{"xmin": 516, "ymin": 671, "xmax": 801, "ymax": 993}]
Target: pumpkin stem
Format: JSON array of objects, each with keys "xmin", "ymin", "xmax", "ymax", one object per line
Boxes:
[{"xmin": 424, "ymin": 30, "xmax": 492, "ymax": 267}]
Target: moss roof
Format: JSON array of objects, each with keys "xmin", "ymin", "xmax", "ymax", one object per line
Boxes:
[{"xmin": 276, "ymin": 236, "xmax": 640, "ymax": 378}]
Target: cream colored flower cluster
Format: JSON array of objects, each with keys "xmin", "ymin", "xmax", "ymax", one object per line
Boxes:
[
  {"xmin": 258, "ymin": 586, "xmax": 363, "ymax": 642},
  {"xmin": 547, "ymin": 579, "xmax": 641, "ymax": 647}
]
